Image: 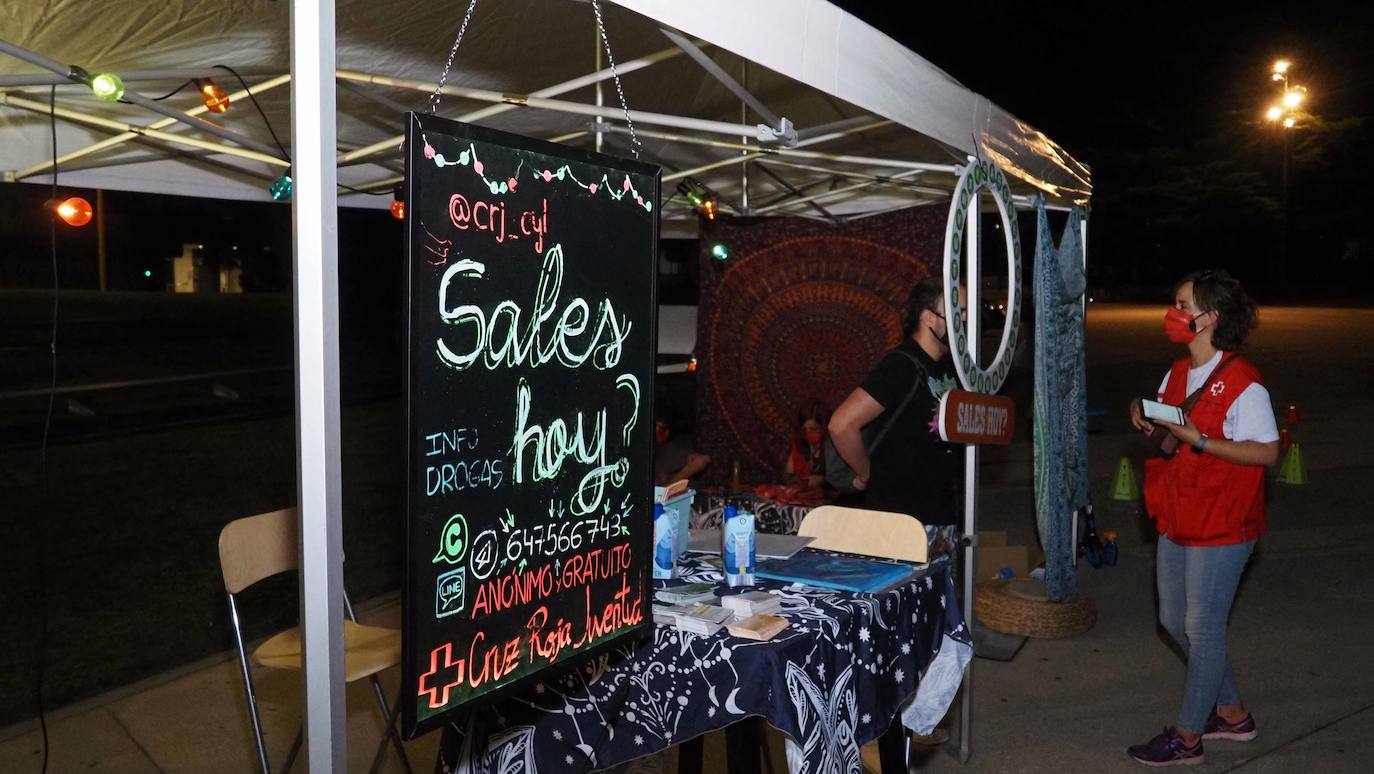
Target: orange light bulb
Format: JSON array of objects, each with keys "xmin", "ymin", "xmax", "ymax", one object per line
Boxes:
[
  {"xmin": 55, "ymin": 196, "xmax": 93, "ymax": 227},
  {"xmin": 195, "ymin": 79, "xmax": 230, "ymax": 113},
  {"xmin": 390, "ymin": 200, "xmax": 406, "ymax": 220}
]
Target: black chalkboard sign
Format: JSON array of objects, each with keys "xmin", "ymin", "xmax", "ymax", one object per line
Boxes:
[{"xmin": 401, "ymin": 113, "xmax": 659, "ymax": 738}]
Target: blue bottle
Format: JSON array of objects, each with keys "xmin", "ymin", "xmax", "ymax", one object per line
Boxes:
[
  {"xmin": 1103, "ymin": 531, "xmax": 1119, "ymax": 567},
  {"xmin": 722, "ymin": 504, "xmax": 755, "ymax": 587},
  {"xmin": 653, "ymin": 503, "xmax": 677, "ymax": 579}
]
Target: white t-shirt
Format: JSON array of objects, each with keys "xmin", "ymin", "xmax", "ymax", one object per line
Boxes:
[{"xmin": 1156, "ymin": 351, "xmax": 1279, "ymax": 443}]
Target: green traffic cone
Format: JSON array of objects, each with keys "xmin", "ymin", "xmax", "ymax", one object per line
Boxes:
[
  {"xmin": 1111, "ymin": 457, "xmax": 1141, "ymax": 501},
  {"xmin": 1277, "ymin": 443, "xmax": 1308, "ymax": 485}
]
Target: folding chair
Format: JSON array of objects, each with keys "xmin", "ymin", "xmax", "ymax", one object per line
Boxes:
[
  {"xmin": 798, "ymin": 505, "xmax": 930, "ymax": 773},
  {"xmin": 797, "ymin": 505, "xmax": 928, "ymax": 563},
  {"xmin": 218, "ymin": 507, "xmax": 412, "ymax": 774}
]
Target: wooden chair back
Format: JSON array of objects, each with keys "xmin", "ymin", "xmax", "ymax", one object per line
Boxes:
[
  {"xmin": 798, "ymin": 505, "xmax": 928, "ymax": 563},
  {"xmin": 218, "ymin": 508, "xmax": 298, "ymax": 594}
]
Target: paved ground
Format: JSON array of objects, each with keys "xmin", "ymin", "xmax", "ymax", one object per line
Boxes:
[{"xmin": 2, "ymin": 303, "xmax": 1371, "ymax": 772}]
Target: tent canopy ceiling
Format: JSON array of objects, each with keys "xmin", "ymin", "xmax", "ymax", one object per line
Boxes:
[{"xmin": 0, "ymin": 0, "xmax": 1090, "ymax": 218}]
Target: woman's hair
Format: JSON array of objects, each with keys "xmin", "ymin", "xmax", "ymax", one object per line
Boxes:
[
  {"xmin": 795, "ymin": 397, "xmax": 830, "ymax": 431},
  {"xmin": 1178, "ymin": 269, "xmax": 1258, "ymax": 351},
  {"xmin": 902, "ymin": 276, "xmax": 945, "ymax": 339},
  {"xmin": 790, "ymin": 398, "xmax": 830, "ymax": 466}
]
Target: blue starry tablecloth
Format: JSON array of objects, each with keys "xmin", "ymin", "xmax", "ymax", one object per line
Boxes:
[{"xmin": 436, "ymin": 552, "xmax": 971, "ymax": 774}]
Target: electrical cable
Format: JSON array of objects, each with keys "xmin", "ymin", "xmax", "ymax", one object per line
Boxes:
[
  {"xmin": 206, "ymin": 65, "xmax": 384, "ymax": 198},
  {"xmin": 336, "ymin": 182, "xmax": 390, "ymax": 196},
  {"xmin": 214, "ymin": 64, "xmax": 290, "ymax": 161},
  {"xmin": 35, "ymin": 85, "xmax": 60, "ymax": 774},
  {"xmin": 117, "ymin": 79, "xmax": 194, "ymax": 104}
]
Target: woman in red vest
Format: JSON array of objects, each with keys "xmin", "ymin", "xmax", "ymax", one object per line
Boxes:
[{"xmin": 1126, "ymin": 270, "xmax": 1280, "ymax": 767}]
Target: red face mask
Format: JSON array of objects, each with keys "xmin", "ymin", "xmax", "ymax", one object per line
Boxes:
[
  {"xmin": 804, "ymin": 429, "xmax": 824, "ymax": 445},
  {"xmin": 655, "ymin": 427, "xmax": 670, "ymax": 445},
  {"xmin": 1164, "ymin": 306, "xmax": 1201, "ymax": 344}
]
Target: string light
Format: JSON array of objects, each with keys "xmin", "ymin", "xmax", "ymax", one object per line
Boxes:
[
  {"xmin": 391, "ymin": 185, "xmax": 406, "ymax": 220},
  {"xmin": 269, "ymin": 174, "xmax": 293, "ymax": 201},
  {"xmin": 194, "ymin": 78, "xmax": 230, "ymax": 113},
  {"xmin": 677, "ymin": 178, "xmax": 719, "ymax": 220},
  {"xmin": 710, "ymin": 242, "xmax": 729, "ymax": 261},
  {"xmin": 53, "ymin": 196, "xmax": 93, "ymax": 227},
  {"xmin": 88, "ymin": 72, "xmax": 124, "ymax": 102}
]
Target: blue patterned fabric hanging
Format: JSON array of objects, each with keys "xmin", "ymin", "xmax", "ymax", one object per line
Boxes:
[{"xmin": 1033, "ymin": 196, "xmax": 1088, "ymax": 602}]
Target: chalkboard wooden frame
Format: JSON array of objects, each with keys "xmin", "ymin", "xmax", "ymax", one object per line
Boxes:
[{"xmin": 401, "ymin": 112, "xmax": 660, "ymax": 739}]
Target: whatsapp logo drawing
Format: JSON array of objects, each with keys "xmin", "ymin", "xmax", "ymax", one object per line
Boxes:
[{"xmin": 432, "ymin": 514, "xmax": 469, "ymax": 566}]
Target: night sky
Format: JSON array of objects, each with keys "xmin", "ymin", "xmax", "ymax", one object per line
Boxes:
[{"xmin": 835, "ymin": 1, "xmax": 1374, "ymax": 296}]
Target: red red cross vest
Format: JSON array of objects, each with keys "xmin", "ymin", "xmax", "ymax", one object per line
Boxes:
[{"xmin": 1143, "ymin": 354, "xmax": 1267, "ymax": 546}]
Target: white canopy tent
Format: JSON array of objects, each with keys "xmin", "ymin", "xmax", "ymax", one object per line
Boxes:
[
  {"xmin": 1, "ymin": 1, "xmax": 1091, "ymax": 768},
  {"xmin": 0, "ymin": 0, "xmax": 1090, "ymax": 216}
]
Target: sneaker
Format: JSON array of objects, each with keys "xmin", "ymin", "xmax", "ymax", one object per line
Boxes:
[
  {"xmin": 1127, "ymin": 727, "xmax": 1204, "ymax": 767},
  {"xmin": 1204, "ymin": 709, "xmax": 1258, "ymax": 741}
]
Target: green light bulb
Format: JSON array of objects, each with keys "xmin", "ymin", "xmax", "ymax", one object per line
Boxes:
[
  {"xmin": 143, "ymin": 269, "xmax": 152, "ymax": 278},
  {"xmin": 711, "ymin": 243, "xmax": 729, "ymax": 261},
  {"xmin": 89, "ymin": 73, "xmax": 124, "ymax": 102},
  {"xmin": 269, "ymin": 175, "xmax": 293, "ymax": 201}
]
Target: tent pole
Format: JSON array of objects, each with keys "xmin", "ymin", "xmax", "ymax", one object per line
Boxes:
[
  {"xmin": 750, "ymin": 169, "xmax": 925, "ymax": 214},
  {"xmin": 0, "ymin": 92, "xmax": 290, "ymax": 168},
  {"xmin": 13, "ymin": 74, "xmax": 293, "ymax": 181},
  {"xmin": 662, "ymin": 28, "xmax": 785, "ymax": 136},
  {"xmin": 291, "ymin": 0, "xmax": 347, "ymax": 769},
  {"xmin": 602, "ymin": 124, "xmax": 958, "ymax": 173},
  {"xmin": 0, "ymin": 66, "xmax": 281, "ymax": 88},
  {"xmin": 959, "ymin": 188, "xmax": 983, "ymax": 765},
  {"xmin": 334, "ymin": 70, "xmax": 760, "ymax": 142},
  {"xmin": 0, "ymin": 41, "xmax": 286, "ymax": 160},
  {"xmin": 337, "ymin": 43, "xmax": 686, "ymax": 163},
  {"xmin": 661, "ymin": 119, "xmax": 892, "ymax": 183}
]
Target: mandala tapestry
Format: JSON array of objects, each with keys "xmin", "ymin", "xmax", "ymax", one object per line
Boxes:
[{"xmin": 693, "ymin": 206, "xmax": 947, "ymax": 485}]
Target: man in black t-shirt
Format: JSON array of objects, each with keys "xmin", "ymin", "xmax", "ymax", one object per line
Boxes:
[{"xmin": 828, "ymin": 277, "xmax": 964, "ymax": 524}]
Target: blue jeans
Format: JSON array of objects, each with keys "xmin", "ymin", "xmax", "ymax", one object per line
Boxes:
[{"xmin": 1156, "ymin": 535, "xmax": 1255, "ymax": 733}]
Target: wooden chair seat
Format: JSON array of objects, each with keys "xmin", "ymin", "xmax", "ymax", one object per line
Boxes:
[
  {"xmin": 254, "ymin": 619, "xmax": 401, "ymax": 683},
  {"xmin": 798, "ymin": 505, "xmax": 928, "ymax": 563}
]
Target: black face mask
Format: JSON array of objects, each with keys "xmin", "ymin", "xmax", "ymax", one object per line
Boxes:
[{"xmin": 929, "ymin": 310, "xmax": 950, "ymax": 349}]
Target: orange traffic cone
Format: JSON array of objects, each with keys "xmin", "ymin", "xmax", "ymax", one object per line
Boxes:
[
  {"xmin": 1277, "ymin": 443, "xmax": 1307, "ymax": 485},
  {"xmin": 1285, "ymin": 404, "xmax": 1300, "ymax": 423},
  {"xmin": 1279, "ymin": 428, "xmax": 1292, "ymax": 449}
]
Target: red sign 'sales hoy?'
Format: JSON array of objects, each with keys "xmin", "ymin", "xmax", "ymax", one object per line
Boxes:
[{"xmin": 937, "ymin": 389, "xmax": 1015, "ymax": 445}]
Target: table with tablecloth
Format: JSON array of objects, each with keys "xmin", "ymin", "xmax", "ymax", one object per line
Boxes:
[
  {"xmin": 691, "ymin": 491, "xmax": 962, "ymax": 563},
  {"xmin": 435, "ymin": 552, "xmax": 972, "ymax": 774}
]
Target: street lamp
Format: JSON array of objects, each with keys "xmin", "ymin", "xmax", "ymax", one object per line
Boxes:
[{"xmin": 1263, "ymin": 58, "xmax": 1310, "ymax": 283}]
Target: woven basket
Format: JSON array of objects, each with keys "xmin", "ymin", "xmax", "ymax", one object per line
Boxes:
[{"xmin": 975, "ymin": 578, "xmax": 1096, "ymax": 639}]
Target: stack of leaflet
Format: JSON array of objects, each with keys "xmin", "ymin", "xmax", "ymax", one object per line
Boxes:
[
  {"xmin": 720, "ymin": 590, "xmax": 782, "ymax": 617},
  {"xmin": 654, "ymin": 582, "xmax": 718, "ymax": 605},
  {"xmin": 651, "ymin": 602, "xmax": 734, "ymax": 635}
]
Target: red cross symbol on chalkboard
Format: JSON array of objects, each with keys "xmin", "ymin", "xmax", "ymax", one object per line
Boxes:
[{"xmin": 418, "ymin": 642, "xmax": 465, "ymax": 709}]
